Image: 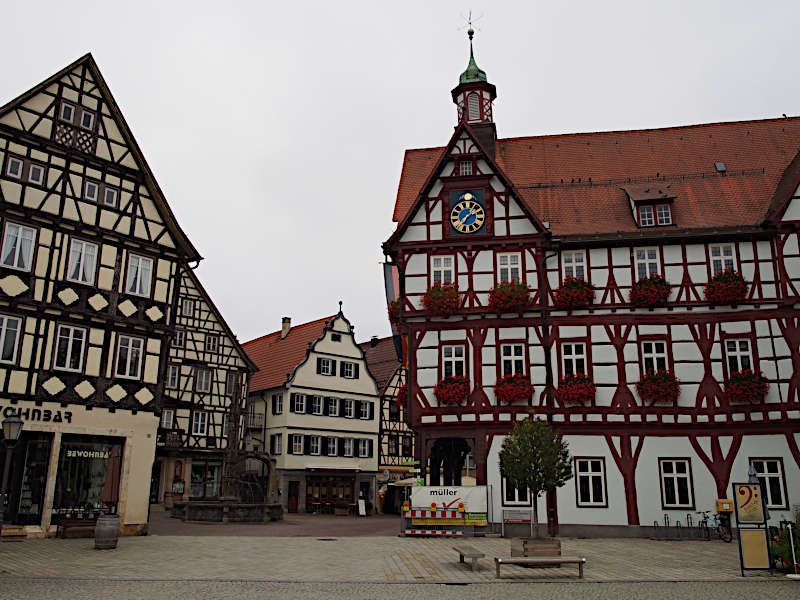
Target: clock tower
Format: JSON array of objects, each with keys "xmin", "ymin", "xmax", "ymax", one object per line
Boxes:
[{"xmin": 451, "ymin": 28, "xmax": 497, "ymax": 156}]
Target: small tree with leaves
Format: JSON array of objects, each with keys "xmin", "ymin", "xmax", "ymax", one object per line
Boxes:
[{"xmin": 499, "ymin": 412, "xmax": 573, "ymax": 536}]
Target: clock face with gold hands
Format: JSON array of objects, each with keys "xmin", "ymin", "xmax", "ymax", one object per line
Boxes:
[{"xmin": 450, "ymin": 192, "xmax": 485, "ymax": 233}]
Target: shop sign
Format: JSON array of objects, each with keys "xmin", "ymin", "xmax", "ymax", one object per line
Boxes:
[
  {"xmin": 410, "ymin": 486, "xmax": 488, "ymax": 512},
  {"xmin": 65, "ymin": 448, "xmax": 110, "ymax": 459},
  {"xmin": 1, "ymin": 404, "xmax": 72, "ymax": 423},
  {"xmin": 464, "ymin": 512, "xmax": 488, "ymax": 526}
]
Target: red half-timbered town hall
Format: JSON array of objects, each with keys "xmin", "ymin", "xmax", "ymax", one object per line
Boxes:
[{"xmin": 383, "ymin": 31, "xmax": 800, "ymax": 535}]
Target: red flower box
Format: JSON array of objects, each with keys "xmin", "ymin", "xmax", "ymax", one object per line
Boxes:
[
  {"xmin": 554, "ymin": 277, "xmax": 595, "ymax": 311},
  {"xmin": 396, "ymin": 383, "xmax": 408, "ymax": 407},
  {"xmin": 636, "ymin": 369, "xmax": 680, "ymax": 405},
  {"xmin": 388, "ymin": 299, "xmax": 401, "ymax": 325},
  {"xmin": 489, "ymin": 281, "xmax": 531, "ymax": 313},
  {"xmin": 725, "ymin": 370, "xmax": 769, "ymax": 404},
  {"xmin": 705, "ymin": 270, "xmax": 748, "ymax": 305},
  {"xmin": 494, "ymin": 373, "xmax": 534, "ymax": 405},
  {"xmin": 434, "ymin": 375, "xmax": 470, "ymax": 406},
  {"xmin": 423, "ymin": 282, "xmax": 460, "ymax": 317},
  {"xmin": 630, "ymin": 274, "xmax": 671, "ymax": 308},
  {"xmin": 555, "ymin": 373, "xmax": 596, "ymax": 405}
]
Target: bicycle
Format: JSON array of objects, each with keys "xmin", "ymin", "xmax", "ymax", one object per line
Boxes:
[{"xmin": 696, "ymin": 510, "xmax": 733, "ymax": 542}]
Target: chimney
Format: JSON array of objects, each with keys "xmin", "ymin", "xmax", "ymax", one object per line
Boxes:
[
  {"xmin": 370, "ymin": 335, "xmax": 379, "ymax": 348},
  {"xmin": 281, "ymin": 317, "xmax": 291, "ymax": 339}
]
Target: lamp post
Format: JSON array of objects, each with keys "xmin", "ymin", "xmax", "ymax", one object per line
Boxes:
[{"xmin": 1, "ymin": 414, "xmax": 24, "ymax": 535}]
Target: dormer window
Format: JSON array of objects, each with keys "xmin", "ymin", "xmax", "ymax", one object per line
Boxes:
[
  {"xmin": 637, "ymin": 204, "xmax": 672, "ymax": 227},
  {"xmin": 623, "ymin": 185, "xmax": 676, "ymax": 228},
  {"xmin": 459, "ymin": 160, "xmax": 473, "ymax": 176},
  {"xmin": 639, "ymin": 206, "xmax": 654, "ymax": 227},
  {"xmin": 656, "ymin": 205, "xmax": 672, "ymax": 225}
]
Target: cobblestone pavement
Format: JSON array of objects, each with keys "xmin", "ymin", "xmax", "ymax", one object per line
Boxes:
[{"xmin": 0, "ymin": 580, "xmax": 798, "ymax": 600}]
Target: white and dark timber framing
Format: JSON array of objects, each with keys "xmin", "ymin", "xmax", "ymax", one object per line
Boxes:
[{"xmin": 382, "ymin": 33, "xmax": 800, "ymax": 536}]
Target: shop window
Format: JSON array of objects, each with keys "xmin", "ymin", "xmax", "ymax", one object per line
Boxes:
[
  {"xmin": 53, "ymin": 435, "xmax": 123, "ymax": 513},
  {"xmin": 189, "ymin": 460, "xmax": 221, "ymax": 499},
  {"xmin": 4, "ymin": 433, "xmax": 52, "ymax": 526}
]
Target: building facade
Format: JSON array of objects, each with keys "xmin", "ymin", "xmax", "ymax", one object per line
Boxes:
[
  {"xmin": 243, "ymin": 311, "xmax": 380, "ymax": 513},
  {"xmin": 0, "ymin": 55, "xmax": 201, "ymax": 537},
  {"xmin": 383, "ymin": 35, "xmax": 800, "ymax": 534}
]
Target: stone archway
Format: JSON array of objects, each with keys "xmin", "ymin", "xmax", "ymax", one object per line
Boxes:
[{"xmin": 429, "ymin": 438, "xmax": 471, "ymax": 486}]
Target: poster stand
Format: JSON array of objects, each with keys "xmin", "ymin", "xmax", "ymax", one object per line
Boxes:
[{"xmin": 732, "ymin": 482, "xmax": 772, "ymax": 576}]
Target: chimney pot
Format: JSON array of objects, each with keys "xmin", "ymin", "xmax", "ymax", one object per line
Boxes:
[
  {"xmin": 370, "ymin": 336, "xmax": 379, "ymax": 348},
  {"xmin": 281, "ymin": 317, "xmax": 291, "ymax": 339}
]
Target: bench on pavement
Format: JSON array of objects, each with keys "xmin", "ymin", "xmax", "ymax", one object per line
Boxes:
[
  {"xmin": 452, "ymin": 544, "xmax": 485, "ymax": 571},
  {"xmin": 494, "ymin": 556, "xmax": 586, "ymax": 579}
]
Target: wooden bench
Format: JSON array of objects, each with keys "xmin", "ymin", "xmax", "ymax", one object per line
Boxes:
[
  {"xmin": 452, "ymin": 544, "xmax": 485, "ymax": 571},
  {"xmin": 494, "ymin": 556, "xmax": 586, "ymax": 579}
]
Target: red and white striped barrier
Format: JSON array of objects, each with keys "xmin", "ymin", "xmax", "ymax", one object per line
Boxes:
[
  {"xmin": 403, "ymin": 509, "xmax": 462, "ymax": 519},
  {"xmin": 403, "ymin": 529, "xmax": 464, "ymax": 536}
]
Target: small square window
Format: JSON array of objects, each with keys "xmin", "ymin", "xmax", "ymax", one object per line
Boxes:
[
  {"xmin": 84, "ymin": 181, "xmax": 99, "ymax": 202},
  {"xmin": 656, "ymin": 205, "xmax": 672, "ymax": 225},
  {"xmin": 341, "ymin": 362, "xmax": 356, "ymax": 379},
  {"xmin": 103, "ymin": 187, "xmax": 118, "ymax": 207},
  {"xmin": 28, "ymin": 164, "xmax": 44, "ymax": 185},
  {"xmin": 459, "ymin": 160, "xmax": 473, "ymax": 176},
  {"xmin": 6, "ymin": 157, "xmax": 23, "ymax": 179},
  {"xmin": 60, "ymin": 103, "xmax": 75, "ymax": 123},
  {"xmin": 80, "ymin": 110, "xmax": 95, "ymax": 130},
  {"xmin": 639, "ymin": 205, "xmax": 654, "ymax": 227},
  {"xmin": 319, "ymin": 358, "xmax": 334, "ymax": 376},
  {"xmin": 331, "ymin": 333, "xmax": 342, "ymax": 342}
]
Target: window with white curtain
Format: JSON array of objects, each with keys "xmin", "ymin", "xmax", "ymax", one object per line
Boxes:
[
  {"xmin": 66, "ymin": 239, "xmax": 98, "ymax": 284},
  {"xmin": 1, "ymin": 223, "xmax": 36, "ymax": 271},
  {"xmin": 125, "ymin": 254, "xmax": 153, "ymax": 296}
]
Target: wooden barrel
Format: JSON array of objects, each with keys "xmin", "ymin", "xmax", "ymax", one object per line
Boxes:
[{"xmin": 94, "ymin": 514, "xmax": 120, "ymax": 549}]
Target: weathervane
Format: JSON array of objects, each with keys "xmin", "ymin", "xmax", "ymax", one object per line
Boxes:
[{"xmin": 459, "ymin": 10, "xmax": 483, "ymax": 41}]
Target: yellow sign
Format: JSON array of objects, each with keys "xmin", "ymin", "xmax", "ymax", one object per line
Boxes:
[
  {"xmin": 411, "ymin": 518, "xmax": 462, "ymax": 526},
  {"xmin": 464, "ymin": 512, "xmax": 488, "ymax": 526},
  {"xmin": 740, "ymin": 529, "xmax": 770, "ymax": 569},
  {"xmin": 734, "ymin": 484, "xmax": 765, "ymax": 524}
]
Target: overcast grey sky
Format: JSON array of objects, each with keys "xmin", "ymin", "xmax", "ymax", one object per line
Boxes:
[{"xmin": 2, "ymin": 1, "xmax": 798, "ymax": 344}]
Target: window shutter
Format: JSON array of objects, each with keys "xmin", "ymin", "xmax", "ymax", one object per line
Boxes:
[
  {"xmin": 289, "ymin": 394, "xmax": 296, "ymax": 413},
  {"xmin": 354, "ymin": 364, "xmax": 359, "ymax": 379},
  {"xmin": 369, "ymin": 402, "xmax": 374, "ymax": 421},
  {"xmin": 269, "ymin": 435, "xmax": 275, "ymax": 455},
  {"xmin": 305, "ymin": 397, "xmax": 313, "ymax": 414},
  {"xmin": 332, "ymin": 360, "xmax": 337, "ymax": 376},
  {"xmin": 303, "ymin": 435, "xmax": 310, "ymax": 455},
  {"xmin": 368, "ymin": 439, "xmax": 374, "ymax": 457},
  {"xmin": 338, "ymin": 437, "xmax": 346, "ymax": 457},
  {"xmin": 323, "ymin": 397, "xmax": 330, "ymax": 416},
  {"xmin": 271, "ymin": 398, "xmax": 277, "ymax": 415},
  {"xmin": 316, "ymin": 357, "xmax": 322, "ymax": 374},
  {"xmin": 355, "ymin": 400, "xmax": 362, "ymax": 418},
  {"xmin": 287, "ymin": 435, "xmax": 294, "ymax": 454}
]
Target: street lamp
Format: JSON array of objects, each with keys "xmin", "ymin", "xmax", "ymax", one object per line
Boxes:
[{"xmin": 1, "ymin": 414, "xmax": 24, "ymax": 535}]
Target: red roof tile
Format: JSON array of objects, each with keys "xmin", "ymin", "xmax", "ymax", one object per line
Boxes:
[
  {"xmin": 360, "ymin": 336, "xmax": 401, "ymax": 394},
  {"xmin": 392, "ymin": 117, "xmax": 800, "ymax": 237},
  {"xmin": 243, "ymin": 315, "xmax": 335, "ymax": 392}
]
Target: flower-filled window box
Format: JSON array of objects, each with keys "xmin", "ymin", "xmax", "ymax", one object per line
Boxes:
[
  {"xmin": 554, "ymin": 373, "xmax": 596, "ymax": 406},
  {"xmin": 489, "ymin": 281, "xmax": 531, "ymax": 313},
  {"xmin": 705, "ymin": 270, "xmax": 748, "ymax": 306},
  {"xmin": 725, "ymin": 370, "xmax": 769, "ymax": 404},
  {"xmin": 423, "ymin": 282, "xmax": 460, "ymax": 317},
  {"xmin": 434, "ymin": 375, "xmax": 470, "ymax": 406},
  {"xmin": 554, "ymin": 277, "xmax": 595, "ymax": 311},
  {"xmin": 630, "ymin": 274, "xmax": 671, "ymax": 308},
  {"xmin": 396, "ymin": 383, "xmax": 408, "ymax": 407},
  {"xmin": 494, "ymin": 373, "xmax": 534, "ymax": 405},
  {"xmin": 388, "ymin": 299, "xmax": 401, "ymax": 325},
  {"xmin": 636, "ymin": 369, "xmax": 680, "ymax": 405}
]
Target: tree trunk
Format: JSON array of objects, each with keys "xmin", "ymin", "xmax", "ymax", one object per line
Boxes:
[{"xmin": 532, "ymin": 493, "xmax": 539, "ymax": 538}]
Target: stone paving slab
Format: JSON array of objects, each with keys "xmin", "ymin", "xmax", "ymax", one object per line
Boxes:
[{"xmin": 0, "ymin": 535, "xmax": 775, "ymax": 583}]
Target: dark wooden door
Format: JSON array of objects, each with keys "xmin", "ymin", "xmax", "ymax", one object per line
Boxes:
[{"xmin": 288, "ymin": 481, "xmax": 299, "ymax": 513}]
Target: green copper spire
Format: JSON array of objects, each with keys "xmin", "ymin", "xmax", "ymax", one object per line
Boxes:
[{"xmin": 459, "ymin": 28, "xmax": 488, "ymax": 84}]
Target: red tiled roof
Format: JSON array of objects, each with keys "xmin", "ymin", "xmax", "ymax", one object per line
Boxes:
[
  {"xmin": 392, "ymin": 117, "xmax": 800, "ymax": 237},
  {"xmin": 360, "ymin": 336, "xmax": 401, "ymax": 394},
  {"xmin": 243, "ymin": 315, "xmax": 335, "ymax": 392}
]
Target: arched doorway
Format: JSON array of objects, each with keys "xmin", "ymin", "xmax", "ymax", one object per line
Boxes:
[{"xmin": 428, "ymin": 438, "xmax": 471, "ymax": 486}]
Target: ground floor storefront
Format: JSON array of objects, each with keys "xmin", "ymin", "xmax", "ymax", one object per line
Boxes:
[
  {"xmin": 0, "ymin": 399, "xmax": 158, "ymax": 538},
  {"xmin": 152, "ymin": 451, "xmax": 229, "ymax": 507},
  {"xmin": 277, "ymin": 468, "xmax": 376, "ymax": 514}
]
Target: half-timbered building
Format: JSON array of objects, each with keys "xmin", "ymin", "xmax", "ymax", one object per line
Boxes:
[
  {"xmin": 383, "ymin": 33, "xmax": 800, "ymax": 535},
  {"xmin": 153, "ymin": 267, "xmax": 256, "ymax": 505},
  {"xmin": 243, "ymin": 310, "xmax": 380, "ymax": 514},
  {"xmin": 0, "ymin": 55, "xmax": 201, "ymax": 537}
]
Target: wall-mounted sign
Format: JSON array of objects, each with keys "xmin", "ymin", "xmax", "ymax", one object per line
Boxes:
[{"xmin": 1, "ymin": 404, "xmax": 72, "ymax": 423}]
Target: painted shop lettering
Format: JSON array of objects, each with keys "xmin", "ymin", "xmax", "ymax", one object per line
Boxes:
[
  {"xmin": 1, "ymin": 405, "xmax": 72, "ymax": 423},
  {"xmin": 430, "ymin": 489, "xmax": 458, "ymax": 496},
  {"xmin": 66, "ymin": 449, "xmax": 109, "ymax": 459}
]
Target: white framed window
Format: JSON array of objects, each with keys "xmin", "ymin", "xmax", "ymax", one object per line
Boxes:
[
  {"xmin": 196, "ymin": 368, "xmax": 211, "ymax": 393},
  {"xmin": 0, "ymin": 314, "xmax": 22, "ymax": 364},
  {"xmin": 223, "ymin": 414, "xmax": 230, "ymax": 437},
  {"xmin": 327, "ymin": 396, "xmax": 339, "ymax": 416},
  {"xmin": 358, "ymin": 439, "xmax": 369, "ymax": 458},
  {"xmin": 191, "ymin": 411, "xmax": 208, "ymax": 436},
  {"xmin": 160, "ymin": 408, "xmax": 174, "ymax": 429},
  {"xmin": 293, "ymin": 394, "xmax": 306, "ymax": 413},
  {"xmin": 343, "ymin": 438, "xmax": 354, "ymax": 457},
  {"xmin": 271, "ymin": 433, "xmax": 282, "ymax": 455},
  {"xmin": 656, "ymin": 204, "xmax": 672, "ymax": 225},
  {"xmin": 54, "ymin": 325, "xmax": 86, "ymax": 372},
  {"xmin": 6, "ymin": 157, "xmax": 23, "ymax": 179},
  {"xmin": 312, "ymin": 395, "xmax": 324, "ymax": 415},
  {"xmin": 725, "ymin": 338, "xmax": 753, "ymax": 374},
  {"xmin": 60, "ymin": 102, "xmax": 75, "ymax": 123},
  {"xmin": 562, "ymin": 250, "xmax": 586, "ymax": 279},
  {"xmin": 497, "ymin": 252, "xmax": 521, "ymax": 282},
  {"xmin": 388, "ymin": 435, "xmax": 398, "ymax": 456},
  {"xmin": 182, "ymin": 298, "xmax": 194, "ymax": 316},
  {"xmin": 502, "ymin": 477, "xmax": 530, "ymax": 505},
  {"xmin": 125, "ymin": 253, "xmax": 153, "ymax": 297},
  {"xmin": 659, "ymin": 458, "xmax": 694, "ymax": 508},
  {"xmin": 80, "ymin": 110, "xmax": 95, "ymax": 130},
  {"xmin": 205, "ymin": 334, "xmax": 219, "ymax": 353},
  {"xmin": 634, "ymin": 247, "xmax": 660, "ymax": 280},
  {"xmin": 174, "ymin": 330, "xmax": 185, "ymax": 348},
  {"xmin": 344, "ymin": 398, "xmax": 354, "ymax": 418},
  {"xmin": 309, "ymin": 436, "xmax": 321, "ymax": 455},
  {"xmin": 431, "ymin": 255, "xmax": 454, "ymax": 284},
  {"xmin": 28, "ymin": 163, "xmax": 44, "ymax": 185},
  {"xmin": 359, "ymin": 401, "xmax": 370, "ymax": 420},
  {"xmin": 459, "ymin": 160, "xmax": 473, "ymax": 176},
  {"xmin": 562, "ymin": 342, "xmax": 586, "ymax": 376},
  {"xmin": 641, "ymin": 339, "xmax": 668, "ymax": 373},
  {"xmin": 84, "ymin": 180, "xmax": 99, "ymax": 202},
  {"xmin": 272, "ymin": 393, "xmax": 283, "ymax": 415},
  {"xmin": 710, "ymin": 244, "xmax": 736, "ymax": 276},
  {"xmin": 750, "ymin": 458, "xmax": 787, "ymax": 509},
  {"xmin": 319, "ymin": 357, "xmax": 334, "ymax": 376},
  {"xmin": 103, "ymin": 187, "xmax": 118, "ymax": 207},
  {"xmin": 341, "ymin": 361, "xmax": 356, "ymax": 378},
  {"xmin": 442, "ymin": 344, "xmax": 466, "ymax": 377},
  {"xmin": 327, "ymin": 437, "xmax": 337, "ymax": 456},
  {"xmin": 226, "ymin": 372, "xmax": 238, "ymax": 396},
  {"xmin": 500, "ymin": 343, "xmax": 525, "ymax": 376},
  {"xmin": 575, "ymin": 458, "xmax": 607, "ymax": 507},
  {"xmin": 292, "ymin": 434, "xmax": 303, "ymax": 454},
  {"xmin": 166, "ymin": 365, "xmax": 179, "ymax": 389},
  {"xmin": 115, "ymin": 334, "xmax": 144, "ymax": 379},
  {"xmin": 1, "ymin": 223, "xmax": 36, "ymax": 271},
  {"xmin": 639, "ymin": 205, "xmax": 654, "ymax": 227},
  {"xmin": 66, "ymin": 239, "xmax": 98, "ymax": 284}
]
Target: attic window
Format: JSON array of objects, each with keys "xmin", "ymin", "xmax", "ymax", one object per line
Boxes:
[
  {"xmin": 331, "ymin": 333, "xmax": 342, "ymax": 342},
  {"xmin": 459, "ymin": 160, "xmax": 473, "ymax": 176},
  {"xmin": 638, "ymin": 204, "xmax": 672, "ymax": 227}
]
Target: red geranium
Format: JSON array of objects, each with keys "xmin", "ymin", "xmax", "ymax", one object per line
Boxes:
[
  {"xmin": 423, "ymin": 282, "xmax": 460, "ymax": 317},
  {"xmin": 434, "ymin": 375, "xmax": 470, "ymax": 406},
  {"xmin": 489, "ymin": 281, "xmax": 531, "ymax": 313},
  {"xmin": 494, "ymin": 373, "xmax": 534, "ymax": 405},
  {"xmin": 636, "ymin": 369, "xmax": 680, "ymax": 405},
  {"xmin": 396, "ymin": 383, "xmax": 408, "ymax": 407},
  {"xmin": 725, "ymin": 370, "xmax": 769, "ymax": 404},
  {"xmin": 705, "ymin": 270, "xmax": 748, "ymax": 305},
  {"xmin": 554, "ymin": 373, "xmax": 596, "ymax": 405},
  {"xmin": 388, "ymin": 299, "xmax": 401, "ymax": 324},
  {"xmin": 630, "ymin": 274, "xmax": 671, "ymax": 308},
  {"xmin": 554, "ymin": 277, "xmax": 595, "ymax": 311}
]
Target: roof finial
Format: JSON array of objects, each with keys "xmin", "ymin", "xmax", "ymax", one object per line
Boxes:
[
  {"xmin": 458, "ymin": 11, "xmax": 488, "ymax": 85},
  {"xmin": 338, "ymin": 300, "xmax": 343, "ymax": 313}
]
